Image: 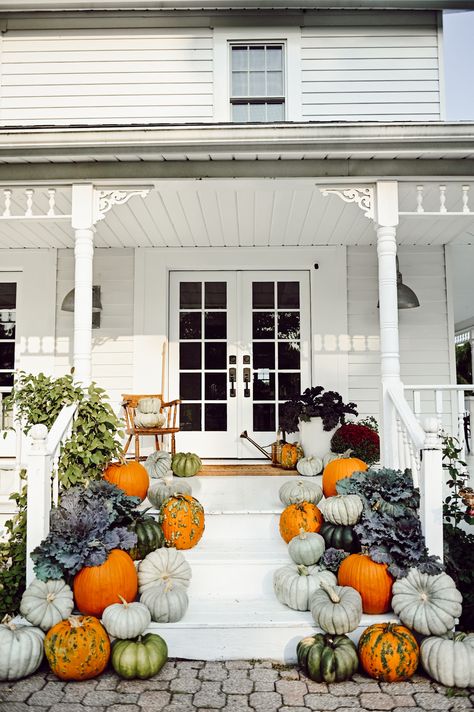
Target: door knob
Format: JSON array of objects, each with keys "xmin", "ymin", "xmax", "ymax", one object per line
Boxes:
[
  {"xmin": 229, "ymin": 367, "xmax": 237, "ymax": 398},
  {"xmin": 243, "ymin": 367, "xmax": 251, "ymax": 398}
]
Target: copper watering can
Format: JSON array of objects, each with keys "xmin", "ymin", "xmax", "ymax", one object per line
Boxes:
[{"xmin": 240, "ymin": 430, "xmax": 286, "ymax": 465}]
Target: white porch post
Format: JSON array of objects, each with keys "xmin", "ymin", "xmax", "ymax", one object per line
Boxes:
[
  {"xmin": 376, "ymin": 181, "xmax": 401, "ymax": 468},
  {"xmin": 71, "ymin": 184, "xmax": 95, "ymax": 385}
]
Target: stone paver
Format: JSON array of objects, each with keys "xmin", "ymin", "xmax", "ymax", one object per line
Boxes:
[{"xmin": 0, "ymin": 660, "xmax": 471, "ymax": 712}]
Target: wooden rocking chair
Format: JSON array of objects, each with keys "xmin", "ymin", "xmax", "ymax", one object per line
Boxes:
[{"xmin": 121, "ymin": 393, "xmax": 180, "ymax": 461}]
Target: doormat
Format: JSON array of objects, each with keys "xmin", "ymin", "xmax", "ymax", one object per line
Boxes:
[{"xmin": 199, "ymin": 464, "xmax": 296, "ymax": 476}]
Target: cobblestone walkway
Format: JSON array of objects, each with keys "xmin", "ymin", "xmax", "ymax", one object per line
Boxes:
[{"xmin": 1, "ymin": 661, "xmax": 473, "ymax": 712}]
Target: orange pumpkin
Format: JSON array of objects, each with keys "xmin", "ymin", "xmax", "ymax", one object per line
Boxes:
[
  {"xmin": 161, "ymin": 493, "xmax": 205, "ymax": 550},
  {"xmin": 279, "ymin": 502, "xmax": 323, "ymax": 543},
  {"xmin": 338, "ymin": 552, "xmax": 394, "ymax": 614},
  {"xmin": 322, "ymin": 457, "xmax": 368, "ymax": 497},
  {"xmin": 44, "ymin": 615, "xmax": 110, "ymax": 681},
  {"xmin": 358, "ymin": 623, "xmax": 420, "ymax": 681},
  {"xmin": 73, "ymin": 549, "xmax": 138, "ymax": 617},
  {"xmin": 280, "ymin": 443, "xmax": 302, "ymax": 469},
  {"xmin": 103, "ymin": 460, "xmax": 149, "ymax": 501}
]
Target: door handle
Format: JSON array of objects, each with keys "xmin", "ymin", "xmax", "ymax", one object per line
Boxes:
[
  {"xmin": 243, "ymin": 367, "xmax": 251, "ymax": 398},
  {"xmin": 229, "ymin": 367, "xmax": 237, "ymax": 398}
]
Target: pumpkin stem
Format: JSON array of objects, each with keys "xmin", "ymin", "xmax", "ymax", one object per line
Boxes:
[
  {"xmin": 46, "ymin": 592, "xmax": 56, "ymax": 603},
  {"xmin": 68, "ymin": 616, "xmax": 84, "ymax": 629},
  {"xmin": 319, "ymin": 580, "xmax": 341, "ymax": 603},
  {"xmin": 298, "ymin": 528, "xmax": 307, "ymax": 539},
  {"xmin": 1, "ymin": 614, "xmax": 15, "ymax": 630},
  {"xmin": 297, "ymin": 565, "xmax": 309, "ymax": 576},
  {"xmin": 118, "ymin": 595, "xmax": 129, "ymax": 607}
]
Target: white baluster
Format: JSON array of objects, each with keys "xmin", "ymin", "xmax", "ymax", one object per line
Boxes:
[
  {"xmin": 26, "ymin": 424, "xmax": 52, "ymax": 586},
  {"xmin": 413, "ymin": 390, "xmax": 421, "ymax": 422},
  {"xmin": 397, "ymin": 418, "xmax": 405, "ymax": 470},
  {"xmin": 3, "ymin": 189, "xmax": 12, "ymax": 217},
  {"xmin": 420, "ymin": 418, "xmax": 443, "ymax": 561},
  {"xmin": 439, "ymin": 185, "xmax": 447, "ymax": 214},
  {"xmin": 47, "ymin": 188, "xmax": 56, "ymax": 217},
  {"xmin": 462, "ymin": 185, "xmax": 470, "ymax": 214},
  {"xmin": 435, "ymin": 389, "xmax": 443, "ymax": 429},
  {"xmin": 457, "ymin": 389, "xmax": 466, "ymax": 461},
  {"xmin": 25, "ymin": 188, "xmax": 34, "ymax": 217},
  {"xmin": 408, "ymin": 440, "xmax": 420, "ymax": 488},
  {"xmin": 416, "ymin": 185, "xmax": 424, "ymax": 213},
  {"xmin": 402, "ymin": 427, "xmax": 411, "ymax": 472}
]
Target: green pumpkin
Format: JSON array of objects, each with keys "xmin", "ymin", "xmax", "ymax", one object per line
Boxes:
[
  {"xmin": 171, "ymin": 452, "xmax": 202, "ymax": 478},
  {"xmin": 128, "ymin": 515, "xmax": 164, "ymax": 561},
  {"xmin": 319, "ymin": 522, "xmax": 361, "ymax": 554},
  {"xmin": 297, "ymin": 633, "xmax": 358, "ymax": 683},
  {"xmin": 112, "ymin": 633, "xmax": 168, "ymax": 680}
]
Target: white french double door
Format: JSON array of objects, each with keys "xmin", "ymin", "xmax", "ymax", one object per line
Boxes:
[{"xmin": 169, "ymin": 270, "xmax": 311, "ymax": 458}]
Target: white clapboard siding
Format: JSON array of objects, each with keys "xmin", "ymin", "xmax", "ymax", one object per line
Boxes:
[
  {"xmin": 301, "ymin": 12, "xmax": 441, "ymax": 121},
  {"xmin": 347, "ymin": 246, "xmax": 451, "ymax": 421},
  {"xmin": 0, "ymin": 28, "xmax": 213, "ymax": 126},
  {"xmin": 55, "ymin": 248, "xmax": 134, "ymax": 411}
]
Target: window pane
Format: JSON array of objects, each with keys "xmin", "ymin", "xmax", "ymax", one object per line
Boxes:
[
  {"xmin": 266, "ymin": 102, "xmax": 285, "ymax": 121},
  {"xmin": 278, "ymin": 312, "xmax": 300, "ymax": 339},
  {"xmin": 180, "ymin": 373, "xmax": 201, "ymax": 400},
  {"xmin": 205, "ymin": 342, "xmax": 227, "ymax": 370},
  {"xmin": 249, "ymin": 71, "xmax": 265, "ymax": 96},
  {"xmin": 205, "ymin": 312, "xmax": 226, "ymax": 339},
  {"xmin": 205, "ymin": 372, "xmax": 227, "ymax": 400},
  {"xmin": 253, "ymin": 312, "xmax": 275, "ymax": 339},
  {"xmin": 180, "ymin": 312, "xmax": 201, "ymax": 340},
  {"xmin": 180, "ymin": 403, "xmax": 201, "ymax": 431},
  {"xmin": 279, "ymin": 372, "xmax": 301, "ymax": 400},
  {"xmin": 252, "ymin": 282, "xmax": 274, "ymax": 309},
  {"xmin": 0, "ymin": 343, "xmax": 15, "ymax": 370},
  {"xmin": 267, "ymin": 71, "xmax": 283, "ymax": 96},
  {"xmin": 232, "ymin": 45, "xmax": 248, "ymax": 71},
  {"xmin": 278, "ymin": 341, "xmax": 300, "ymax": 369},
  {"xmin": 253, "ymin": 403, "xmax": 275, "ymax": 432},
  {"xmin": 205, "ymin": 404, "xmax": 227, "ymax": 431},
  {"xmin": 249, "ymin": 46, "xmax": 265, "ymax": 70},
  {"xmin": 278, "ymin": 282, "xmax": 300, "ymax": 308},
  {"xmin": 180, "ymin": 342, "xmax": 201, "ymax": 370},
  {"xmin": 266, "ymin": 46, "xmax": 283, "ymax": 70},
  {"xmin": 0, "ymin": 284, "xmax": 16, "ymax": 310},
  {"xmin": 232, "ymin": 71, "xmax": 248, "ymax": 96},
  {"xmin": 232, "ymin": 103, "xmax": 248, "ymax": 122},
  {"xmin": 205, "ymin": 282, "xmax": 226, "ymax": 309},
  {"xmin": 0, "ymin": 312, "xmax": 15, "ymax": 339},
  {"xmin": 180, "ymin": 282, "xmax": 201, "ymax": 309},
  {"xmin": 253, "ymin": 342, "xmax": 275, "ymax": 369},
  {"xmin": 249, "ymin": 102, "xmax": 266, "ymax": 122},
  {"xmin": 254, "ymin": 370, "xmax": 275, "ymax": 400},
  {"xmin": 0, "ymin": 372, "xmax": 14, "ymax": 387}
]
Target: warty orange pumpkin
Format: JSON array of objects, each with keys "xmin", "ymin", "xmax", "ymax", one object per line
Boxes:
[
  {"xmin": 322, "ymin": 456, "xmax": 368, "ymax": 497},
  {"xmin": 358, "ymin": 622, "xmax": 420, "ymax": 681},
  {"xmin": 73, "ymin": 549, "xmax": 138, "ymax": 617},
  {"xmin": 279, "ymin": 502, "xmax": 324, "ymax": 544},
  {"xmin": 280, "ymin": 443, "xmax": 302, "ymax": 469},
  {"xmin": 44, "ymin": 615, "xmax": 110, "ymax": 681},
  {"xmin": 160, "ymin": 493, "xmax": 205, "ymax": 550},
  {"xmin": 103, "ymin": 460, "xmax": 149, "ymax": 501},
  {"xmin": 337, "ymin": 552, "xmax": 393, "ymax": 614}
]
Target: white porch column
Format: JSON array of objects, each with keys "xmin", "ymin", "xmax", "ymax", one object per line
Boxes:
[
  {"xmin": 71, "ymin": 184, "xmax": 95, "ymax": 385},
  {"xmin": 376, "ymin": 181, "xmax": 401, "ymax": 467}
]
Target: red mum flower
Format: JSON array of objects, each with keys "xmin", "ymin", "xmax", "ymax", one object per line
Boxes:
[{"xmin": 331, "ymin": 423, "xmax": 380, "ymax": 466}]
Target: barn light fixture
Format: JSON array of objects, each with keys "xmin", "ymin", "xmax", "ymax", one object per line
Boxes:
[
  {"xmin": 377, "ymin": 258, "xmax": 420, "ymax": 310},
  {"xmin": 61, "ymin": 285, "xmax": 103, "ymax": 328}
]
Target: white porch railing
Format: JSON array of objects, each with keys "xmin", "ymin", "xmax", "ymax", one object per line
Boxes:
[
  {"xmin": 25, "ymin": 403, "xmax": 77, "ymax": 585},
  {"xmin": 386, "ymin": 385, "xmax": 444, "ymax": 562}
]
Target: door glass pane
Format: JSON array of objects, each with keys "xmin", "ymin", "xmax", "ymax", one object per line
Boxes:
[
  {"xmin": 278, "ymin": 282, "xmax": 300, "ymax": 308},
  {"xmin": 205, "ymin": 342, "xmax": 227, "ymax": 370},
  {"xmin": 278, "ymin": 312, "xmax": 300, "ymax": 339},
  {"xmin": 279, "ymin": 372, "xmax": 301, "ymax": 400},
  {"xmin": 205, "ymin": 282, "xmax": 226, "ymax": 309},
  {"xmin": 205, "ymin": 312, "xmax": 226, "ymax": 339},
  {"xmin": 253, "ymin": 312, "xmax": 275, "ymax": 339},
  {"xmin": 180, "ymin": 312, "xmax": 201, "ymax": 340},
  {"xmin": 180, "ymin": 403, "xmax": 201, "ymax": 431},
  {"xmin": 0, "ymin": 311, "xmax": 16, "ymax": 339},
  {"xmin": 253, "ymin": 370, "xmax": 275, "ymax": 400},
  {"xmin": 205, "ymin": 404, "xmax": 227, "ymax": 431},
  {"xmin": 180, "ymin": 342, "xmax": 201, "ymax": 370},
  {"xmin": 180, "ymin": 282, "xmax": 201, "ymax": 309},
  {"xmin": 252, "ymin": 282, "xmax": 274, "ymax": 309},
  {"xmin": 253, "ymin": 342, "xmax": 275, "ymax": 369},
  {"xmin": 278, "ymin": 341, "xmax": 300, "ymax": 369},
  {"xmin": 205, "ymin": 373, "xmax": 227, "ymax": 401},
  {"xmin": 253, "ymin": 403, "xmax": 275, "ymax": 432},
  {"xmin": 0, "ymin": 343, "xmax": 15, "ymax": 370},
  {"xmin": 0, "ymin": 284, "xmax": 16, "ymax": 309},
  {"xmin": 180, "ymin": 373, "xmax": 202, "ymax": 400}
]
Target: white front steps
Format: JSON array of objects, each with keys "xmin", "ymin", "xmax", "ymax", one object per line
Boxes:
[{"xmin": 144, "ymin": 474, "xmax": 396, "ymax": 661}]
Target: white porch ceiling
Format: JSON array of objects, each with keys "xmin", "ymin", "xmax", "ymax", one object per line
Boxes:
[{"xmin": 0, "ymin": 179, "xmax": 473, "ymax": 250}]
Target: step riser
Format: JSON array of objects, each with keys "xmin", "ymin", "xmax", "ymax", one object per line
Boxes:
[
  {"xmin": 188, "ymin": 562, "xmax": 285, "ymax": 599},
  {"xmin": 203, "ymin": 513, "xmax": 281, "ymax": 540}
]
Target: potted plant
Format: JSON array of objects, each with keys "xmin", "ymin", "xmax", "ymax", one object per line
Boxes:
[
  {"xmin": 279, "ymin": 386, "xmax": 358, "ymax": 458},
  {"xmin": 331, "ymin": 418, "xmax": 380, "ymax": 466}
]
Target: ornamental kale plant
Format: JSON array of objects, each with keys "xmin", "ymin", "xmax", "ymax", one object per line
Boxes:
[
  {"xmin": 337, "ymin": 467, "xmax": 443, "ymax": 578},
  {"xmin": 32, "ymin": 481, "xmax": 139, "ymax": 581},
  {"xmin": 279, "ymin": 386, "xmax": 358, "ymax": 434},
  {"xmin": 321, "ymin": 547, "xmax": 349, "ymax": 574}
]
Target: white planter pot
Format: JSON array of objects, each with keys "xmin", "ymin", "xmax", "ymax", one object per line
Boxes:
[{"xmin": 298, "ymin": 417, "xmax": 335, "ymax": 459}]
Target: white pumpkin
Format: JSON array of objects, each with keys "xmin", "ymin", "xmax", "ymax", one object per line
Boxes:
[
  {"xmin": 137, "ymin": 397, "xmax": 162, "ymax": 414},
  {"xmin": 420, "ymin": 632, "xmax": 474, "ymax": 688},
  {"xmin": 138, "ymin": 547, "xmax": 192, "ymax": 594},
  {"xmin": 310, "ymin": 581, "xmax": 363, "ymax": 635},
  {"xmin": 134, "ymin": 412, "xmax": 166, "ymax": 429},
  {"xmin": 279, "ymin": 479, "xmax": 323, "ymax": 507},
  {"xmin": 144, "ymin": 451, "xmax": 173, "ymax": 479},
  {"xmin": 140, "ymin": 581, "xmax": 189, "ymax": 623},
  {"xmin": 147, "ymin": 475, "xmax": 192, "ymax": 509},
  {"xmin": 319, "ymin": 494, "xmax": 363, "ymax": 526},
  {"xmin": 288, "ymin": 529, "xmax": 325, "ymax": 566},
  {"xmin": 391, "ymin": 569, "xmax": 463, "ymax": 636},
  {"xmin": 323, "ymin": 451, "xmax": 340, "ymax": 468},
  {"xmin": 273, "ymin": 564, "xmax": 337, "ymax": 611},
  {"xmin": 102, "ymin": 596, "xmax": 151, "ymax": 639},
  {"xmin": 296, "ymin": 456, "xmax": 323, "ymax": 478},
  {"xmin": 19, "ymin": 578, "xmax": 74, "ymax": 632},
  {"xmin": 0, "ymin": 618, "xmax": 45, "ymax": 681}
]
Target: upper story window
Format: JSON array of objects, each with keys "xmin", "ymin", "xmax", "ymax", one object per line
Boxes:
[{"xmin": 230, "ymin": 44, "xmax": 285, "ymax": 122}]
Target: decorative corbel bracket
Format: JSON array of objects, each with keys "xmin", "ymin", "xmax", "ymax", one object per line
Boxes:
[
  {"xmin": 319, "ymin": 185, "xmax": 375, "ymax": 221},
  {"xmin": 93, "ymin": 187, "xmax": 152, "ymax": 224}
]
